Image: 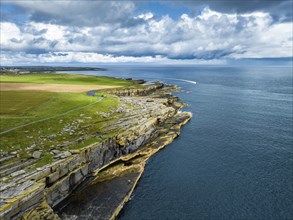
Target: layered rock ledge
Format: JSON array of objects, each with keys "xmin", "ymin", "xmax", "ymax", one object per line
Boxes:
[{"xmin": 0, "ymin": 82, "xmax": 191, "ymax": 220}]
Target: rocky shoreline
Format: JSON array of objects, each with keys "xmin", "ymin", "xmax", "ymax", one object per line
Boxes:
[
  {"xmin": 0, "ymin": 81, "xmax": 192, "ymax": 220},
  {"xmin": 57, "ymin": 110, "xmax": 191, "ymax": 220}
]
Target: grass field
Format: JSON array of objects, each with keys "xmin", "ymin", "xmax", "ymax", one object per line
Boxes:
[
  {"xmin": 0, "ymin": 73, "xmax": 136, "ymax": 170},
  {"xmin": 0, "ymin": 90, "xmax": 119, "ymax": 151},
  {"xmin": 0, "ymin": 73, "xmax": 134, "ymax": 131},
  {"xmin": 0, "ymin": 91, "xmax": 97, "ymax": 132},
  {"xmin": 0, "ymin": 73, "xmax": 132, "ymax": 86},
  {"xmin": 0, "ymin": 73, "xmax": 132, "ymax": 130},
  {"xmin": 0, "ymin": 92, "xmax": 121, "ymax": 171},
  {"xmin": 0, "ymin": 91, "xmax": 53, "ymax": 114}
]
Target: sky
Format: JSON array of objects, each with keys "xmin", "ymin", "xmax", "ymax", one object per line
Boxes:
[{"xmin": 0, "ymin": 0, "xmax": 292, "ymax": 65}]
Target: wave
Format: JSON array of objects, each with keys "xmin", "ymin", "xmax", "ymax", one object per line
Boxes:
[
  {"xmin": 145, "ymin": 77, "xmax": 197, "ymax": 85},
  {"xmin": 173, "ymin": 79, "xmax": 197, "ymax": 85}
]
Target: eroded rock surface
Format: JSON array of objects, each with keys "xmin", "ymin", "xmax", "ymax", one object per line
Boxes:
[{"xmin": 0, "ymin": 82, "xmax": 192, "ymax": 220}]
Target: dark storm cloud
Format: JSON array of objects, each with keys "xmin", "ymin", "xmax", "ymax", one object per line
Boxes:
[
  {"xmin": 4, "ymin": 0, "xmax": 292, "ymax": 26},
  {"xmin": 10, "ymin": 38, "xmax": 22, "ymax": 44},
  {"xmin": 27, "ymin": 28, "xmax": 48, "ymax": 36},
  {"xmin": 177, "ymin": 0, "xmax": 292, "ymax": 22},
  {"xmin": 52, "ymin": 52, "xmax": 68, "ymax": 57},
  {"xmin": 9, "ymin": 1, "xmax": 140, "ymax": 27},
  {"xmin": 167, "ymin": 49, "xmax": 237, "ymax": 60},
  {"xmin": 24, "ymin": 48, "xmax": 48, "ymax": 54}
]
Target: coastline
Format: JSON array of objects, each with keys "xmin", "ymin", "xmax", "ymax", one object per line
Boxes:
[
  {"xmin": 0, "ymin": 79, "xmax": 192, "ymax": 220},
  {"xmin": 58, "ymin": 111, "xmax": 191, "ymax": 220},
  {"xmin": 110, "ymin": 112, "xmax": 191, "ymax": 220}
]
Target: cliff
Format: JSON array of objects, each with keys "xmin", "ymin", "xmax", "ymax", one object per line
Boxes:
[
  {"xmin": 106, "ymin": 82, "xmax": 164, "ymax": 96},
  {"xmin": 0, "ymin": 82, "xmax": 191, "ymax": 219}
]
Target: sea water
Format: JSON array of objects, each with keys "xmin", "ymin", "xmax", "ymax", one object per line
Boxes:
[{"xmin": 61, "ymin": 65, "xmax": 293, "ymax": 219}]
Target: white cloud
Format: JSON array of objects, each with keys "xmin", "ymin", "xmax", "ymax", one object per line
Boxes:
[
  {"xmin": 136, "ymin": 12, "xmax": 154, "ymax": 20},
  {"xmin": 0, "ymin": 51, "xmax": 227, "ymax": 65},
  {"xmin": 0, "ymin": 22, "xmax": 26, "ymax": 49},
  {"xmin": 1, "ymin": 7, "xmax": 292, "ymax": 64}
]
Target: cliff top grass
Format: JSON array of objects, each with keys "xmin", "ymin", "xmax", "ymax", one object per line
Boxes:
[
  {"xmin": 0, "ymin": 91, "xmax": 97, "ymax": 132},
  {"xmin": 0, "ymin": 73, "xmax": 132, "ymax": 86},
  {"xmin": 0, "ymin": 73, "xmax": 135, "ymax": 131},
  {"xmin": 0, "ymin": 73, "xmax": 136, "ymax": 175}
]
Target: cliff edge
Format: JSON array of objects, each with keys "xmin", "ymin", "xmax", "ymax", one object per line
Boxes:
[{"xmin": 0, "ymin": 81, "xmax": 192, "ymax": 219}]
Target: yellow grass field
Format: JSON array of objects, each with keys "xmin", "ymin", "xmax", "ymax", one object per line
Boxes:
[{"xmin": 0, "ymin": 83, "xmax": 121, "ymax": 93}]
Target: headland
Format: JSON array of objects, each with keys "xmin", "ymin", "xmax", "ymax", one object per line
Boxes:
[{"xmin": 0, "ymin": 72, "xmax": 191, "ymax": 219}]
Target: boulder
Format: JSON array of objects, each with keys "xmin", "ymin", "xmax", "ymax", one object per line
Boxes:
[
  {"xmin": 60, "ymin": 151, "xmax": 72, "ymax": 159},
  {"xmin": 51, "ymin": 150, "xmax": 61, "ymax": 155},
  {"xmin": 32, "ymin": 151, "xmax": 42, "ymax": 159},
  {"xmin": 10, "ymin": 170, "xmax": 25, "ymax": 177}
]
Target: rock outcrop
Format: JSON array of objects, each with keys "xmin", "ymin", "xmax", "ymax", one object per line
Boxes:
[
  {"xmin": 106, "ymin": 82, "xmax": 164, "ymax": 96},
  {"xmin": 0, "ymin": 82, "xmax": 192, "ymax": 219}
]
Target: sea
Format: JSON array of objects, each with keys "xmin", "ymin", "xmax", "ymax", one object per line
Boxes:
[{"xmin": 61, "ymin": 65, "xmax": 293, "ymax": 220}]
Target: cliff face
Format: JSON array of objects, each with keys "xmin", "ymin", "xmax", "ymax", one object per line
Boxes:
[
  {"xmin": 0, "ymin": 83, "xmax": 192, "ymax": 220},
  {"xmin": 106, "ymin": 82, "xmax": 164, "ymax": 96}
]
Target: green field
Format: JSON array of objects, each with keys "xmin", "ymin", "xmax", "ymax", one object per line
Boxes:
[
  {"xmin": 0, "ymin": 90, "xmax": 119, "ymax": 149},
  {"xmin": 0, "ymin": 73, "xmax": 136, "ymax": 170},
  {"xmin": 0, "ymin": 73, "xmax": 132, "ymax": 86},
  {"xmin": 0, "ymin": 73, "xmax": 129, "ymax": 133},
  {"xmin": 0, "ymin": 92, "xmax": 121, "ymax": 170},
  {"xmin": 0, "ymin": 91, "xmax": 52, "ymax": 114},
  {"xmin": 0, "ymin": 91, "xmax": 98, "ymax": 132}
]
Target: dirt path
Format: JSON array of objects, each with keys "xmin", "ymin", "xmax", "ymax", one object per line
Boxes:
[{"xmin": 0, "ymin": 83, "xmax": 121, "ymax": 93}]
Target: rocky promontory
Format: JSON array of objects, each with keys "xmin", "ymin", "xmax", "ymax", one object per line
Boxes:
[{"xmin": 0, "ymin": 81, "xmax": 191, "ymax": 219}]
